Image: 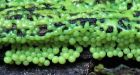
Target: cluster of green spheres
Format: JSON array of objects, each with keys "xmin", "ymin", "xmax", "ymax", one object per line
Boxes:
[
  {"xmin": 4, "ymin": 45, "xmax": 83, "ymax": 66},
  {"xmin": 0, "ymin": 0, "xmax": 140, "ymax": 66}
]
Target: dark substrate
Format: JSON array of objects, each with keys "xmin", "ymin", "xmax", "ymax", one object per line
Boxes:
[{"xmin": 1, "ymin": 50, "xmax": 140, "ymax": 75}]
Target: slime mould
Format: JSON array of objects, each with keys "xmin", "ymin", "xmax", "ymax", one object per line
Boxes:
[{"xmin": 0, "ymin": 0, "xmax": 140, "ymax": 66}]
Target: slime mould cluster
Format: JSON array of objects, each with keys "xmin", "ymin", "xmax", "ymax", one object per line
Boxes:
[{"xmin": 0, "ymin": 0, "xmax": 140, "ymax": 66}]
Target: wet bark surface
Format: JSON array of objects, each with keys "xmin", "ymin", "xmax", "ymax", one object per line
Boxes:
[{"xmin": 1, "ymin": 50, "xmax": 140, "ymax": 75}]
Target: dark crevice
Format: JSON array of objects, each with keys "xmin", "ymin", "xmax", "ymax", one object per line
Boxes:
[
  {"xmin": 43, "ymin": 3, "xmax": 53, "ymax": 9},
  {"xmin": 38, "ymin": 25, "xmax": 47, "ymax": 36},
  {"xmin": 91, "ymin": 57, "xmax": 140, "ymax": 70},
  {"xmin": 61, "ymin": 6, "xmax": 66, "ymax": 11},
  {"xmin": 99, "ymin": 18, "xmax": 105, "ymax": 23},
  {"xmin": 127, "ymin": 3, "xmax": 132, "ymax": 10},
  {"xmin": 133, "ymin": 11, "xmax": 140, "ymax": 17},
  {"xmin": 118, "ymin": 18, "xmax": 130, "ymax": 30},
  {"xmin": 12, "ymin": 23, "xmax": 17, "ymax": 30},
  {"xmin": 106, "ymin": 26, "xmax": 113, "ymax": 33},
  {"xmin": 33, "ymin": 13, "xmax": 45, "ymax": 18},
  {"xmin": 100, "ymin": 27, "xmax": 104, "ymax": 31},
  {"xmin": 67, "ymin": 45, "xmax": 76, "ymax": 50},
  {"xmin": 16, "ymin": 29, "xmax": 25, "ymax": 37},
  {"xmin": 69, "ymin": 18, "xmax": 97, "ymax": 25},
  {"xmin": 137, "ymin": 20, "xmax": 140, "ymax": 24},
  {"xmin": 54, "ymin": 22, "xmax": 65, "ymax": 27},
  {"xmin": 117, "ymin": 26, "xmax": 123, "ymax": 33},
  {"xmin": 24, "ymin": 6, "xmax": 36, "ymax": 13},
  {"xmin": 7, "ymin": 14, "xmax": 22, "ymax": 20},
  {"xmin": 135, "ymin": 27, "xmax": 140, "ymax": 32},
  {"xmin": 0, "ymin": 44, "xmax": 11, "ymax": 59},
  {"xmin": 114, "ymin": 42, "xmax": 118, "ymax": 49},
  {"xmin": 62, "ymin": 26, "xmax": 68, "ymax": 30},
  {"xmin": 47, "ymin": 15, "xmax": 53, "ymax": 18},
  {"xmin": 5, "ymin": 0, "xmax": 9, "ymax": 3},
  {"xmin": 69, "ymin": 13, "xmax": 78, "ymax": 16},
  {"xmin": 27, "ymin": 14, "xmax": 34, "ymax": 21},
  {"xmin": 127, "ymin": 24, "xmax": 131, "ymax": 30},
  {"xmin": 0, "ymin": 8, "xmax": 5, "ymax": 11}
]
